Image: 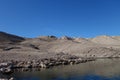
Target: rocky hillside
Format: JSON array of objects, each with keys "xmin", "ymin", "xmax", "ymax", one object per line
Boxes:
[
  {"xmin": 0, "ymin": 31, "xmax": 25, "ymax": 44},
  {"xmin": 0, "ymin": 32, "xmax": 120, "ymax": 61}
]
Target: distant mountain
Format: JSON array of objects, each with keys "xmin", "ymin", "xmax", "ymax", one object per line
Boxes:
[
  {"xmin": 0, "ymin": 31, "xmax": 25, "ymax": 44},
  {"xmin": 90, "ymin": 35, "xmax": 120, "ymax": 45},
  {"xmin": 1, "ymin": 32, "xmax": 120, "ymax": 61}
]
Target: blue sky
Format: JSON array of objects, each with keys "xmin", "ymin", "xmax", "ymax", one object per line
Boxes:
[{"xmin": 0, "ymin": 0, "xmax": 120, "ymax": 38}]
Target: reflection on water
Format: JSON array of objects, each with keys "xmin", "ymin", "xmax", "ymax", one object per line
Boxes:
[{"xmin": 1, "ymin": 59, "xmax": 120, "ymax": 80}]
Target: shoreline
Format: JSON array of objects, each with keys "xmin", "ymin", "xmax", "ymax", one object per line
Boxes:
[
  {"xmin": 1, "ymin": 57, "xmax": 120, "ymax": 80},
  {"xmin": 1, "ymin": 56, "xmax": 120, "ymax": 74},
  {"xmin": 0, "ymin": 57, "xmax": 95, "ymax": 74}
]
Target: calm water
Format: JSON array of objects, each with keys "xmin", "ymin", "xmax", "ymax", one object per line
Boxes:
[{"xmin": 1, "ymin": 59, "xmax": 120, "ymax": 80}]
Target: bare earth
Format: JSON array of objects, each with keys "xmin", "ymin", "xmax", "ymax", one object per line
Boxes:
[{"xmin": 0, "ymin": 32, "xmax": 120, "ymax": 61}]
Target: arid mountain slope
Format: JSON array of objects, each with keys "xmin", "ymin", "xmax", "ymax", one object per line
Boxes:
[
  {"xmin": 0, "ymin": 32, "xmax": 120, "ymax": 61},
  {"xmin": 90, "ymin": 35, "xmax": 120, "ymax": 45},
  {"xmin": 0, "ymin": 31, "xmax": 25, "ymax": 44}
]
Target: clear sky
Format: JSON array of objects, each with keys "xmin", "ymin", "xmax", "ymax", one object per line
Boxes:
[{"xmin": 0, "ymin": 0, "xmax": 120, "ymax": 38}]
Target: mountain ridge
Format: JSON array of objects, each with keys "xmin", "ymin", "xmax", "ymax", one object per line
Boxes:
[
  {"xmin": 0, "ymin": 31, "xmax": 25, "ymax": 44},
  {"xmin": 0, "ymin": 31, "xmax": 120, "ymax": 61}
]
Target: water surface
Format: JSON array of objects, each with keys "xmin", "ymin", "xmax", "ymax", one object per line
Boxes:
[{"xmin": 1, "ymin": 59, "xmax": 120, "ymax": 80}]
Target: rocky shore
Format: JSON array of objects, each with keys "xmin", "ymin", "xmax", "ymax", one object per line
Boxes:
[
  {"xmin": 0, "ymin": 56, "xmax": 95, "ymax": 74},
  {"xmin": 0, "ymin": 57, "xmax": 95, "ymax": 80}
]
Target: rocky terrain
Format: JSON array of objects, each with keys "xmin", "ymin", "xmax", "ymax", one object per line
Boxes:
[
  {"xmin": 0, "ymin": 31, "xmax": 120, "ymax": 76},
  {"xmin": 0, "ymin": 32, "xmax": 120, "ymax": 60}
]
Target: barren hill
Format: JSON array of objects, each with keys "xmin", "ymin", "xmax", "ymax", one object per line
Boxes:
[
  {"xmin": 0, "ymin": 32, "xmax": 120, "ymax": 61},
  {"xmin": 0, "ymin": 31, "xmax": 25, "ymax": 44},
  {"xmin": 90, "ymin": 35, "xmax": 120, "ymax": 45}
]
